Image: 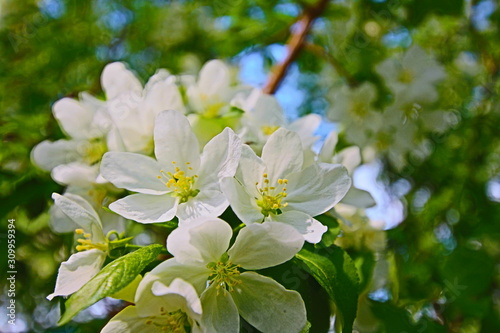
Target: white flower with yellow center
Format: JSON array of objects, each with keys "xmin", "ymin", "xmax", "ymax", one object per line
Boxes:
[
  {"xmin": 100, "ymin": 110, "xmax": 241, "ymax": 223},
  {"xmin": 236, "ymin": 89, "xmax": 321, "ymax": 164},
  {"xmin": 375, "ymin": 45, "xmax": 446, "ymax": 103},
  {"xmin": 186, "ymin": 60, "xmax": 238, "ymax": 118},
  {"xmin": 101, "ymin": 278, "xmax": 203, "ymax": 333},
  {"xmin": 220, "ymin": 128, "xmax": 351, "ymax": 243},
  {"xmin": 136, "ymin": 218, "xmax": 306, "ymax": 333},
  {"xmin": 47, "ymin": 193, "xmax": 108, "ymax": 300},
  {"xmin": 31, "ymin": 92, "xmax": 110, "ymax": 186}
]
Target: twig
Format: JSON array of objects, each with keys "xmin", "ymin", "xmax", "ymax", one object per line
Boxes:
[{"xmin": 262, "ymin": 0, "xmax": 330, "ymax": 94}]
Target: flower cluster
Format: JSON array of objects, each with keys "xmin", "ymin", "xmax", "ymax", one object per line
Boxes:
[
  {"xmin": 34, "ymin": 60, "xmax": 358, "ymax": 332},
  {"xmin": 327, "ymin": 45, "xmax": 457, "ymax": 169}
]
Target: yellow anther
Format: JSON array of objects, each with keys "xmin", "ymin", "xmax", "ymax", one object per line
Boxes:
[
  {"xmin": 255, "ymin": 174, "xmax": 290, "ymax": 216},
  {"xmin": 208, "ymin": 259, "xmax": 242, "ymax": 294},
  {"xmin": 157, "ymin": 162, "xmax": 200, "ymax": 203},
  {"xmin": 74, "ymin": 229, "xmax": 108, "ymax": 252}
]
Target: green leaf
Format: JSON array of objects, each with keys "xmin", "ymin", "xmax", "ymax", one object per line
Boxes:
[
  {"xmin": 58, "ymin": 244, "xmax": 163, "ymax": 326},
  {"xmin": 295, "ymin": 246, "xmax": 359, "ymax": 333}
]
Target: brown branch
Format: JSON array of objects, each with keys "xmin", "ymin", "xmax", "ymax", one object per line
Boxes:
[{"xmin": 262, "ymin": 0, "xmax": 329, "ymax": 94}]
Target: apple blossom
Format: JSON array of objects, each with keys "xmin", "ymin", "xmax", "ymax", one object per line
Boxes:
[{"xmin": 100, "ymin": 110, "xmax": 241, "ymax": 223}]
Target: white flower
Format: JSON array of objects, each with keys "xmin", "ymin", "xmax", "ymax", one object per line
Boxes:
[
  {"xmin": 375, "ymin": 45, "xmax": 446, "ymax": 103},
  {"xmin": 136, "ymin": 218, "xmax": 306, "ymax": 333},
  {"xmin": 236, "ymin": 89, "xmax": 321, "ymax": 161},
  {"xmin": 104, "ymin": 63, "xmax": 185, "ymax": 154},
  {"xmin": 31, "ymin": 92, "xmax": 110, "ymax": 186},
  {"xmin": 101, "ymin": 278, "xmax": 203, "ymax": 333},
  {"xmin": 47, "ymin": 193, "xmax": 108, "ymax": 300},
  {"xmin": 186, "ymin": 60, "xmax": 238, "ymax": 118},
  {"xmin": 327, "ymin": 82, "xmax": 383, "ymax": 148},
  {"xmin": 183, "ymin": 60, "xmax": 250, "ymax": 146},
  {"xmin": 221, "ymin": 128, "xmax": 351, "ymax": 243},
  {"xmin": 100, "ymin": 110, "xmax": 242, "ymax": 223}
]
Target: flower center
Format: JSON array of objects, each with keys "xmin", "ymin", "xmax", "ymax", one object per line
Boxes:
[
  {"xmin": 350, "ymin": 101, "xmax": 369, "ymax": 119},
  {"xmin": 207, "ymin": 254, "xmax": 241, "ymax": 294},
  {"xmin": 144, "ymin": 308, "xmax": 189, "ymax": 333},
  {"xmin": 200, "ymin": 94, "xmax": 226, "ymax": 118},
  {"xmin": 255, "ymin": 173, "xmax": 289, "ymax": 217},
  {"xmin": 398, "ymin": 69, "xmax": 415, "ymax": 83},
  {"xmin": 82, "ymin": 138, "xmax": 107, "ymax": 165},
  {"xmin": 261, "ymin": 125, "xmax": 280, "ymax": 136},
  {"xmin": 75, "ymin": 229, "xmax": 108, "ymax": 252},
  {"xmin": 158, "ymin": 162, "xmax": 200, "ymax": 203}
]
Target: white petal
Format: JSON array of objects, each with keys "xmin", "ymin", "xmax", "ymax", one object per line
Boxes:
[
  {"xmin": 286, "ymin": 163, "xmax": 351, "ymax": 216},
  {"xmin": 287, "ymin": 113, "xmax": 321, "ymax": 138},
  {"xmin": 197, "ymin": 60, "xmax": 231, "ymax": 98},
  {"xmin": 49, "ymin": 204, "xmax": 79, "ymax": 233},
  {"xmin": 154, "ymin": 110, "xmax": 201, "ymax": 170},
  {"xmin": 109, "ymin": 193, "xmax": 178, "ymax": 223},
  {"xmin": 261, "ymin": 128, "xmax": 303, "ymax": 183},
  {"xmin": 47, "ymin": 249, "xmax": 106, "ymax": 300},
  {"xmin": 235, "ymin": 144, "xmax": 266, "ymax": 195},
  {"xmin": 51, "ymin": 163, "xmax": 99, "ymax": 186},
  {"xmin": 151, "ymin": 278, "xmax": 202, "ymax": 321},
  {"xmin": 100, "ymin": 152, "xmax": 168, "ymax": 194},
  {"xmin": 176, "ymin": 190, "xmax": 229, "ymax": 223},
  {"xmin": 168, "ymin": 218, "xmax": 232, "ymax": 265},
  {"xmin": 200, "ymin": 284, "xmax": 239, "ymax": 333},
  {"xmin": 100, "ymin": 306, "xmax": 162, "ymax": 333},
  {"xmin": 220, "ymin": 177, "xmax": 263, "ymax": 224},
  {"xmin": 31, "ymin": 140, "xmax": 81, "ymax": 171},
  {"xmin": 318, "ymin": 131, "xmax": 338, "ymax": 163},
  {"xmin": 144, "ymin": 80, "xmax": 186, "ymax": 119},
  {"xmin": 136, "ymin": 259, "xmax": 210, "ymax": 305},
  {"xmin": 228, "ymin": 222, "xmax": 303, "ymax": 270},
  {"xmin": 341, "ymin": 187, "xmax": 376, "ymax": 208},
  {"xmin": 231, "ymin": 272, "xmax": 307, "ymax": 333},
  {"xmin": 197, "ymin": 128, "xmax": 242, "ymax": 190},
  {"xmin": 269, "ymin": 211, "xmax": 327, "ymax": 244},
  {"xmin": 52, "ymin": 98, "xmax": 94, "ymax": 140},
  {"xmin": 52, "ymin": 193, "xmax": 104, "ymax": 239},
  {"xmin": 335, "ymin": 146, "xmax": 361, "ymax": 174},
  {"xmin": 101, "ymin": 62, "xmax": 142, "ymax": 100}
]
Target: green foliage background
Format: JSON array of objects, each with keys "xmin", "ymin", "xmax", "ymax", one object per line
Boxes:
[{"xmin": 0, "ymin": 0, "xmax": 499, "ymax": 332}]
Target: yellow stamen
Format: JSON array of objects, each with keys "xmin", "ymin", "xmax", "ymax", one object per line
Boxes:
[{"xmin": 157, "ymin": 161, "xmax": 200, "ymax": 203}]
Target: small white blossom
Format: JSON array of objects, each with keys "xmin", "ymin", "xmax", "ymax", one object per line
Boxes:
[
  {"xmin": 47, "ymin": 193, "xmax": 108, "ymax": 300},
  {"xmin": 221, "ymin": 128, "xmax": 351, "ymax": 243},
  {"xmin": 136, "ymin": 218, "xmax": 306, "ymax": 333},
  {"xmin": 100, "ymin": 110, "xmax": 242, "ymax": 223}
]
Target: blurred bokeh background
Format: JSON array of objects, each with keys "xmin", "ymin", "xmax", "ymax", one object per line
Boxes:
[{"xmin": 1, "ymin": 0, "xmax": 499, "ymax": 332}]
